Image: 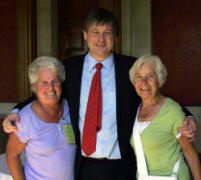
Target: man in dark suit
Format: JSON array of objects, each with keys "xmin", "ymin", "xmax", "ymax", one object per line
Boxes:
[
  {"xmin": 61, "ymin": 8, "xmax": 140, "ymax": 179},
  {"xmin": 3, "ymin": 8, "xmax": 197, "ymax": 180}
]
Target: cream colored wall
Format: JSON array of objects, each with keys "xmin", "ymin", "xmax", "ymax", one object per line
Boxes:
[
  {"xmin": 121, "ymin": 0, "xmax": 152, "ymax": 57},
  {"xmin": 37, "ymin": 0, "xmax": 58, "ymax": 57},
  {"xmin": 0, "ymin": 103, "xmax": 17, "ymax": 115}
]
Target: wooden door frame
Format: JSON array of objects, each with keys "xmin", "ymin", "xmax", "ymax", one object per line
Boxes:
[{"xmin": 16, "ymin": 0, "xmax": 37, "ymax": 102}]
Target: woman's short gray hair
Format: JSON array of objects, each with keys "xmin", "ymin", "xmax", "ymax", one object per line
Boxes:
[
  {"xmin": 129, "ymin": 55, "xmax": 167, "ymax": 87},
  {"xmin": 28, "ymin": 56, "xmax": 65, "ymax": 92}
]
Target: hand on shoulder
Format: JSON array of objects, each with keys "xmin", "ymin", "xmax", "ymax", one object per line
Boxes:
[
  {"xmin": 178, "ymin": 117, "xmax": 197, "ymax": 142},
  {"xmin": 2, "ymin": 113, "xmax": 20, "ymax": 133}
]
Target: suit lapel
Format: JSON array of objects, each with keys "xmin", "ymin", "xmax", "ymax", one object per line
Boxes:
[
  {"xmin": 70, "ymin": 55, "xmax": 85, "ymax": 141},
  {"xmin": 113, "ymin": 53, "xmax": 121, "ymax": 131}
]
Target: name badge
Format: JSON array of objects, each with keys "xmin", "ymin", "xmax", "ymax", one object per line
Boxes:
[{"xmin": 63, "ymin": 125, "xmax": 76, "ymax": 144}]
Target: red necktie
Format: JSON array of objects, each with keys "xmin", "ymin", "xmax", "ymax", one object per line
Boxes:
[{"xmin": 82, "ymin": 63, "xmax": 103, "ymax": 156}]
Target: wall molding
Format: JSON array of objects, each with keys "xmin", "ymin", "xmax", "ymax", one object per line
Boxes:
[{"xmin": 121, "ymin": 0, "xmax": 152, "ymax": 57}]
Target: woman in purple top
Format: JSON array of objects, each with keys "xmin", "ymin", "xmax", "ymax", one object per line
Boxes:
[{"xmin": 6, "ymin": 56, "xmax": 76, "ymax": 180}]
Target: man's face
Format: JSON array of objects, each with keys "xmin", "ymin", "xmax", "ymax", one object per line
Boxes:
[{"xmin": 84, "ymin": 23, "xmax": 116, "ymax": 61}]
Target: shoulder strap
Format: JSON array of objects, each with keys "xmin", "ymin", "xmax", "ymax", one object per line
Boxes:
[{"xmin": 133, "ymin": 108, "xmax": 149, "ymax": 179}]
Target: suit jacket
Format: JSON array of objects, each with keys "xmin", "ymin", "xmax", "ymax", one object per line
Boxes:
[{"xmin": 62, "ymin": 52, "xmax": 141, "ymax": 179}]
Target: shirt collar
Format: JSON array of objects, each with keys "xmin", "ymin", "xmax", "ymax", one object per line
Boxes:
[{"xmin": 86, "ymin": 53, "xmax": 114, "ymax": 71}]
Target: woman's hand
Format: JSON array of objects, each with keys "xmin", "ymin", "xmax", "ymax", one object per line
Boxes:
[
  {"xmin": 178, "ymin": 117, "xmax": 197, "ymax": 142},
  {"xmin": 2, "ymin": 113, "xmax": 20, "ymax": 133}
]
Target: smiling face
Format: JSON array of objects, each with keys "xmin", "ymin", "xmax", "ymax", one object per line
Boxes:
[
  {"xmin": 84, "ymin": 23, "xmax": 115, "ymax": 61},
  {"xmin": 34, "ymin": 67, "xmax": 62, "ymax": 106},
  {"xmin": 134, "ymin": 62, "xmax": 160, "ymax": 101}
]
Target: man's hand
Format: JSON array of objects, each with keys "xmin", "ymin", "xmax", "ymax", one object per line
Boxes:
[
  {"xmin": 178, "ymin": 117, "xmax": 198, "ymax": 142},
  {"xmin": 2, "ymin": 113, "xmax": 20, "ymax": 133}
]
